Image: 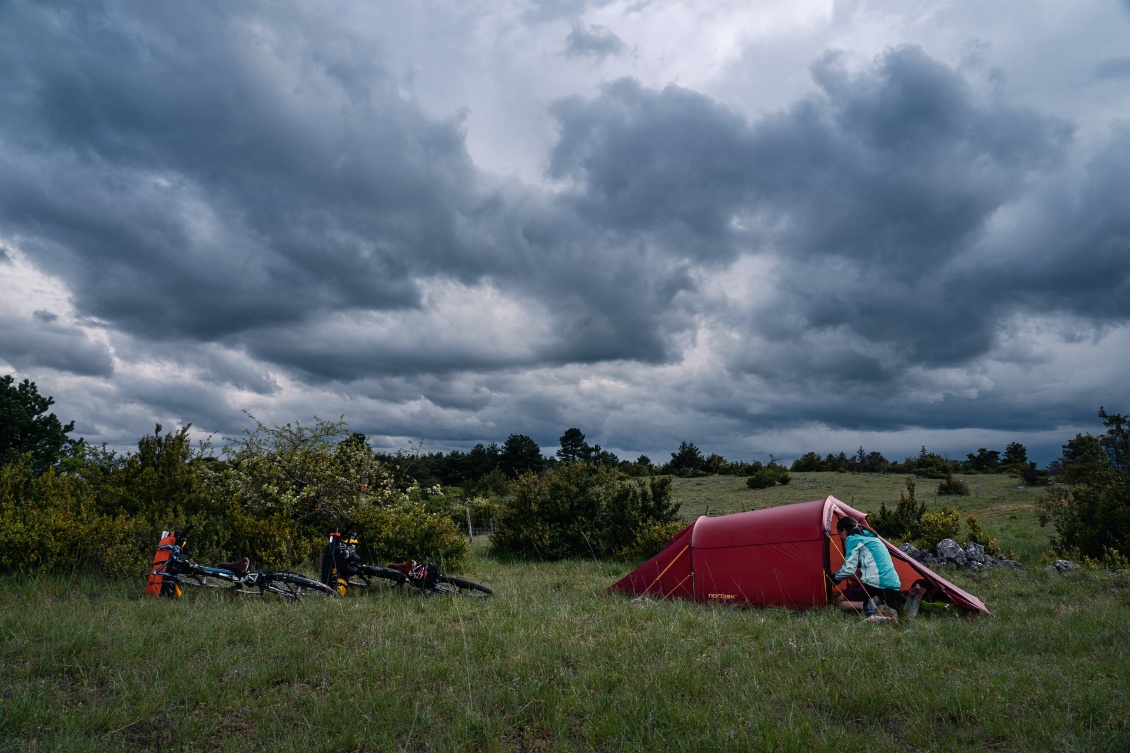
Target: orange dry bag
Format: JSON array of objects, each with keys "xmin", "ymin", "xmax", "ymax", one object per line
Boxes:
[{"xmin": 146, "ymin": 531, "xmax": 178, "ymax": 598}]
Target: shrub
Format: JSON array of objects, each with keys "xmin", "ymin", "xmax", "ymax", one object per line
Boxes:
[
  {"xmin": 618, "ymin": 520, "xmax": 689, "ymax": 561},
  {"xmin": 871, "ymin": 477, "xmax": 925, "ymax": 542},
  {"xmin": 937, "ymin": 473, "xmax": 971, "ymax": 496},
  {"xmin": 745, "ymin": 467, "xmax": 790, "ymax": 489},
  {"xmin": 491, "ymin": 463, "xmax": 681, "ymax": 560},
  {"xmin": 913, "ymin": 507, "xmax": 961, "ymax": 550},
  {"xmin": 1039, "ymin": 467, "xmax": 1130, "ymax": 561},
  {"xmin": 226, "ymin": 501, "xmax": 311, "ymax": 569},
  {"xmin": 352, "ymin": 505, "xmax": 470, "ymax": 571},
  {"xmin": 964, "ymin": 515, "xmax": 1000, "ymax": 556}
]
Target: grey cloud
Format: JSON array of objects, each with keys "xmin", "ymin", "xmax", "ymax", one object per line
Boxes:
[
  {"xmin": 0, "ymin": 1, "xmax": 487, "ymax": 340},
  {"xmin": 545, "ymin": 45, "xmax": 1073, "ymax": 370},
  {"xmin": 0, "ymin": 314, "xmax": 113, "ymax": 377},
  {"xmin": 1, "ymin": 2, "xmax": 1125, "ymax": 463},
  {"xmin": 564, "ymin": 22, "xmax": 628, "ymax": 61},
  {"xmin": 1096, "ymin": 57, "xmax": 1130, "ymax": 80},
  {"xmin": 548, "ymin": 78, "xmax": 754, "ymax": 253}
]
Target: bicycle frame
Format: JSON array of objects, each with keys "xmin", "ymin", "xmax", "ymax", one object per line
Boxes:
[
  {"xmin": 148, "ymin": 530, "xmax": 337, "ymax": 599},
  {"xmin": 321, "ymin": 529, "xmax": 491, "ymax": 596}
]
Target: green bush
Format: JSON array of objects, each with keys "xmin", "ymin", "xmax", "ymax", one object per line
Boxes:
[
  {"xmin": 913, "ymin": 506, "xmax": 961, "ymax": 550},
  {"xmin": 1037, "ymin": 408, "xmax": 1130, "ymax": 559},
  {"xmin": 964, "ymin": 514, "xmax": 1001, "ymax": 556},
  {"xmin": 352, "ymin": 505, "xmax": 469, "ymax": 570},
  {"xmin": 617, "ymin": 519, "xmax": 688, "ymax": 561},
  {"xmin": 491, "ymin": 463, "xmax": 681, "ymax": 560},
  {"xmin": 0, "ymin": 457, "xmax": 158, "ymax": 576},
  {"xmin": 872, "ymin": 477, "xmax": 926, "ymax": 542},
  {"xmin": 937, "ymin": 473, "xmax": 971, "ymax": 496}
]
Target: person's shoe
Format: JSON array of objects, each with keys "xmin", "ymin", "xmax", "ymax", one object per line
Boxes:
[
  {"xmin": 863, "ymin": 597, "xmax": 878, "ymax": 618},
  {"xmin": 865, "ymin": 614, "xmax": 892, "ymax": 624},
  {"xmin": 906, "ymin": 584, "xmax": 927, "ymax": 617}
]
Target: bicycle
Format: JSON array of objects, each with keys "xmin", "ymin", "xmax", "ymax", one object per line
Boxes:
[
  {"xmin": 321, "ymin": 529, "xmax": 493, "ymax": 597},
  {"xmin": 147, "ymin": 527, "xmax": 339, "ymax": 600}
]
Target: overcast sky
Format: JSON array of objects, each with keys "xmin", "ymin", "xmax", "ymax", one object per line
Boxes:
[{"xmin": 2, "ymin": 0, "xmax": 1129, "ymax": 466}]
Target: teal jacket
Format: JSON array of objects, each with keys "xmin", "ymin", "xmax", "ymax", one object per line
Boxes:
[{"xmin": 833, "ymin": 528, "xmax": 901, "ymax": 590}]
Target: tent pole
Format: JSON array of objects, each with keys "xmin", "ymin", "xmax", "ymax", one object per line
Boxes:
[{"xmin": 689, "ymin": 544, "xmax": 695, "ymax": 603}]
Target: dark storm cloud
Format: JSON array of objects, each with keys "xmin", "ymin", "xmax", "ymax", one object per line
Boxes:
[
  {"xmin": 564, "ymin": 22, "xmax": 628, "ymax": 61},
  {"xmin": 0, "ymin": 316, "xmax": 113, "ymax": 376},
  {"xmin": 0, "ymin": 1, "xmax": 487, "ymax": 342},
  {"xmin": 978, "ymin": 126, "xmax": 1130, "ymax": 320},
  {"xmin": 0, "ymin": 1, "xmax": 693, "ymax": 384},
  {"xmin": 547, "ymin": 45, "xmax": 1076, "ymax": 373},
  {"xmin": 548, "ymin": 78, "xmax": 754, "ymax": 254},
  {"xmin": 1, "ymin": 0, "xmax": 1126, "ymax": 461}
]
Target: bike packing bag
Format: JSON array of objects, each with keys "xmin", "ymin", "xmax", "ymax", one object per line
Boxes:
[
  {"xmin": 320, "ymin": 530, "xmax": 340, "ymax": 586},
  {"xmin": 146, "ymin": 530, "xmax": 179, "ymax": 598}
]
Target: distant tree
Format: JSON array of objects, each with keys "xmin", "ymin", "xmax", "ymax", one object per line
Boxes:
[
  {"xmin": 557, "ymin": 428, "xmax": 589, "ymax": 463},
  {"xmin": 666, "ymin": 441, "xmax": 706, "ymax": 476},
  {"xmin": 0, "ymin": 375, "xmax": 77, "ymax": 474},
  {"xmin": 704, "ymin": 453, "xmax": 728, "ymax": 474},
  {"xmin": 824, "ymin": 452, "xmax": 850, "ymax": 473},
  {"xmin": 1049, "ymin": 434, "xmax": 1106, "ymax": 485},
  {"xmin": 463, "ymin": 443, "xmax": 502, "ymax": 481},
  {"xmin": 1098, "ymin": 406, "xmax": 1129, "ymax": 470},
  {"xmin": 1001, "ymin": 442, "xmax": 1029, "ymax": 472},
  {"xmin": 908, "ymin": 447, "xmax": 957, "ymax": 479},
  {"xmin": 745, "ymin": 460, "xmax": 790, "ymax": 489},
  {"xmin": 964, "ymin": 448, "xmax": 1001, "ymax": 473},
  {"xmin": 499, "ymin": 434, "xmax": 544, "ymax": 478},
  {"xmin": 790, "ymin": 452, "xmax": 824, "ymax": 473},
  {"xmin": 848, "ymin": 448, "xmax": 890, "ymax": 474},
  {"xmin": 618, "ymin": 454, "xmax": 655, "ymax": 478}
]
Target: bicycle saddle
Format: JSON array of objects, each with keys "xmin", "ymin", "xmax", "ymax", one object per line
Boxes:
[
  {"xmin": 216, "ymin": 557, "xmax": 250, "ymax": 576},
  {"xmin": 386, "ymin": 561, "xmax": 416, "ymax": 575}
]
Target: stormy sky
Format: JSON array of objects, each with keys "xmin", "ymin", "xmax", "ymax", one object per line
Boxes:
[{"xmin": 2, "ymin": 0, "xmax": 1128, "ymax": 465}]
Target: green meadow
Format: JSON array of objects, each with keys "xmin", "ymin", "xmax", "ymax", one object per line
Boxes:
[{"xmin": 2, "ymin": 474, "xmax": 1128, "ymax": 752}]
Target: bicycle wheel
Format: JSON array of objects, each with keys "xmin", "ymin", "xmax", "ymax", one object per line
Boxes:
[
  {"xmin": 261, "ymin": 572, "xmax": 340, "ymax": 599},
  {"xmin": 434, "ymin": 575, "xmax": 493, "ymax": 596}
]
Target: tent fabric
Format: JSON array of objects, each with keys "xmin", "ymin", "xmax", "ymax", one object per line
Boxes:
[{"xmin": 605, "ymin": 496, "xmax": 989, "ymax": 614}]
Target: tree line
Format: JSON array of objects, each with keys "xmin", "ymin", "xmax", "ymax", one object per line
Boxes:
[{"xmin": 1, "ymin": 374, "xmax": 1127, "ymax": 568}]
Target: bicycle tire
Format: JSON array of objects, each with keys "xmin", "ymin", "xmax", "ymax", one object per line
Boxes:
[
  {"xmin": 261, "ymin": 572, "xmax": 340, "ymax": 599},
  {"xmin": 435, "ymin": 574, "xmax": 493, "ymax": 596}
]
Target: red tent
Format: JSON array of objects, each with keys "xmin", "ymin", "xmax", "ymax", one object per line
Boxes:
[{"xmin": 605, "ymin": 496, "xmax": 989, "ymax": 613}]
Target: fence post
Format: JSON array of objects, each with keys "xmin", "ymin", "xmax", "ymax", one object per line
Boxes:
[{"xmin": 466, "ymin": 506, "xmax": 473, "ymax": 543}]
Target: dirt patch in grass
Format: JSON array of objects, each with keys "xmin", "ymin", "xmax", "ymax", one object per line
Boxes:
[{"xmin": 973, "ymin": 503, "xmax": 1037, "ymax": 518}]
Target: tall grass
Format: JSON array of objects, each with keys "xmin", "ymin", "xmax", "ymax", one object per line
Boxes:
[
  {"xmin": 2, "ymin": 474, "xmax": 1127, "ymax": 752},
  {"xmin": 2, "ymin": 560, "xmax": 1128, "ymax": 751}
]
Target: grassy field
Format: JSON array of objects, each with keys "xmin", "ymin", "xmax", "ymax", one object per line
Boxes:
[
  {"xmin": 2, "ymin": 474, "xmax": 1128, "ymax": 752},
  {"xmin": 670, "ymin": 471, "xmax": 1050, "ymax": 562}
]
